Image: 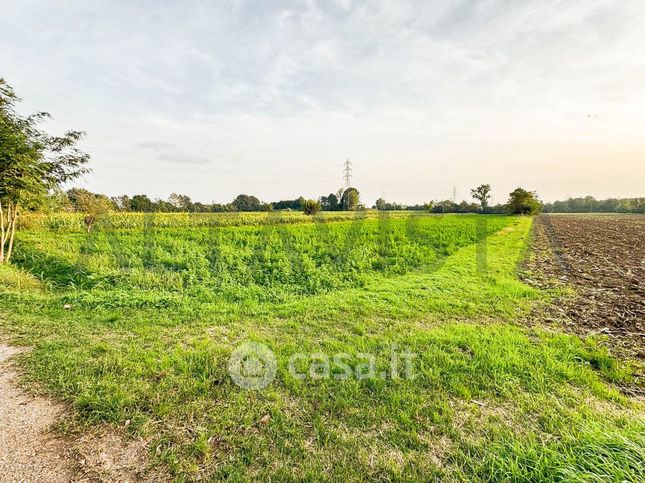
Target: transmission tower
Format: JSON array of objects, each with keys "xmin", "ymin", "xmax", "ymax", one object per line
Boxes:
[
  {"xmin": 343, "ymin": 158, "xmax": 352, "ymax": 188},
  {"xmin": 451, "ymin": 186, "xmax": 457, "ymax": 203}
]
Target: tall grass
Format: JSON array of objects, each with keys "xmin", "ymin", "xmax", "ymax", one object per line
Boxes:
[
  {"xmin": 18, "ymin": 210, "xmax": 418, "ymax": 231},
  {"xmin": 14, "ymin": 214, "xmax": 511, "ymax": 305}
]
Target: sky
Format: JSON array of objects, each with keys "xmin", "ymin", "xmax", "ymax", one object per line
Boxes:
[{"xmin": 1, "ymin": 0, "xmax": 644, "ymax": 205}]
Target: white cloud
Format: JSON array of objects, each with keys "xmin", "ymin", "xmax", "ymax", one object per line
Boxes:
[{"xmin": 1, "ymin": 0, "xmax": 644, "ymax": 204}]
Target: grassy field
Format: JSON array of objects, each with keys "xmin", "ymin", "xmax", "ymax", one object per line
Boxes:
[{"xmin": 0, "ymin": 213, "xmax": 643, "ymax": 480}]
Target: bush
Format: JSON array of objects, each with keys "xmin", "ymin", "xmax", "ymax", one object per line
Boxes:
[{"xmin": 301, "ymin": 199, "xmax": 321, "ymax": 215}]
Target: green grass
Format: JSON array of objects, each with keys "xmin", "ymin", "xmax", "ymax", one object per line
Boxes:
[{"xmin": 0, "ymin": 213, "xmax": 642, "ymax": 481}]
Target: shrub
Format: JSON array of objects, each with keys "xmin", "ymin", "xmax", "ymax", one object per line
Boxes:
[{"xmin": 301, "ymin": 199, "xmax": 321, "ymax": 215}]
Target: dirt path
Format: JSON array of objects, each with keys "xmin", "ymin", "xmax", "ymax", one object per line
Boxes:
[
  {"xmin": 0, "ymin": 345, "xmax": 73, "ymax": 482},
  {"xmin": 0, "ymin": 344, "xmax": 163, "ymax": 482}
]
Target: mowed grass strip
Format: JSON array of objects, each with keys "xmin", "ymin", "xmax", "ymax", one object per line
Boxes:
[{"xmin": 0, "ymin": 214, "xmax": 643, "ymax": 481}]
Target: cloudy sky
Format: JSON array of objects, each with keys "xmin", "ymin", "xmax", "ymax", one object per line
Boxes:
[{"xmin": 2, "ymin": 0, "xmax": 644, "ymax": 205}]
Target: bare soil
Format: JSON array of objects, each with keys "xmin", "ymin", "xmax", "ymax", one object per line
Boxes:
[
  {"xmin": 0, "ymin": 344, "xmax": 165, "ymax": 482},
  {"xmin": 0, "ymin": 345, "xmax": 72, "ymax": 482},
  {"xmin": 522, "ymin": 214, "xmax": 645, "ymax": 364}
]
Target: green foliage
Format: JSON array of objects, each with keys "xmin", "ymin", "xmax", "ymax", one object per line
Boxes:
[
  {"xmin": 320, "ymin": 193, "xmax": 340, "ymax": 211},
  {"xmin": 374, "ymin": 198, "xmax": 404, "ymax": 210},
  {"xmin": 0, "ymin": 78, "xmax": 89, "ymax": 207},
  {"xmin": 130, "ymin": 194, "xmax": 154, "ymax": 212},
  {"xmin": 0, "ymin": 78, "xmax": 89, "ymax": 262},
  {"xmin": 15, "ymin": 210, "xmax": 421, "ymax": 231},
  {"xmin": 168, "ymin": 193, "xmax": 192, "ymax": 211},
  {"xmin": 340, "ymin": 187, "xmax": 360, "ymax": 210},
  {"xmin": 507, "ymin": 188, "xmax": 542, "ymax": 215},
  {"xmin": 470, "ymin": 183, "xmax": 492, "ymax": 212},
  {"xmin": 272, "ymin": 197, "xmax": 305, "ymax": 210},
  {"xmin": 67, "ymin": 188, "xmax": 114, "ymax": 213},
  {"xmin": 232, "ymin": 194, "xmax": 262, "ymax": 211},
  {"xmin": 301, "ymin": 199, "xmax": 321, "ymax": 215},
  {"xmin": 41, "ymin": 188, "xmax": 72, "ymax": 213},
  {"xmin": 543, "ymin": 196, "xmax": 645, "ymax": 213},
  {"xmin": 67, "ymin": 188, "xmax": 114, "ymax": 232},
  {"xmin": 13, "ymin": 213, "xmax": 512, "ymax": 303},
  {"xmin": 430, "ymin": 199, "xmax": 482, "ymax": 213}
]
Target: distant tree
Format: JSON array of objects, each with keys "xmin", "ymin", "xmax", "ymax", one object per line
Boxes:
[
  {"xmin": 260, "ymin": 203, "xmax": 274, "ymax": 211},
  {"xmin": 457, "ymin": 200, "xmax": 480, "ymax": 213},
  {"xmin": 130, "ymin": 194, "xmax": 154, "ymax": 212},
  {"xmin": 190, "ymin": 202, "xmax": 209, "ymax": 213},
  {"xmin": 112, "ymin": 194, "xmax": 131, "ymax": 212},
  {"xmin": 507, "ymin": 188, "xmax": 542, "ymax": 215},
  {"xmin": 211, "ymin": 203, "xmax": 233, "ymax": 212},
  {"xmin": 424, "ymin": 201, "xmax": 434, "ymax": 212},
  {"xmin": 301, "ymin": 199, "xmax": 321, "ymax": 215},
  {"xmin": 67, "ymin": 188, "xmax": 113, "ymax": 232},
  {"xmin": 272, "ymin": 197, "xmax": 304, "ymax": 210},
  {"xmin": 43, "ymin": 188, "xmax": 72, "ymax": 212},
  {"xmin": 374, "ymin": 197, "xmax": 403, "ymax": 210},
  {"xmin": 340, "ymin": 187, "xmax": 360, "ymax": 211},
  {"xmin": 168, "ymin": 193, "xmax": 192, "ymax": 211},
  {"xmin": 0, "ymin": 78, "xmax": 89, "ymax": 263},
  {"xmin": 232, "ymin": 194, "xmax": 261, "ymax": 211},
  {"xmin": 432, "ymin": 199, "xmax": 456, "ymax": 213},
  {"xmin": 487, "ymin": 203, "xmax": 508, "ymax": 214},
  {"xmin": 154, "ymin": 198, "xmax": 175, "ymax": 212},
  {"xmin": 470, "ymin": 184, "xmax": 491, "ymax": 212},
  {"xmin": 320, "ymin": 193, "xmax": 340, "ymax": 211},
  {"xmin": 542, "ymin": 196, "xmax": 644, "ymax": 214},
  {"xmin": 403, "ymin": 204, "xmax": 427, "ymax": 211}
]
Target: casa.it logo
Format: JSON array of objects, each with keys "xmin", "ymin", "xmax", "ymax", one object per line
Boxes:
[{"xmin": 227, "ymin": 342, "xmax": 277, "ymax": 390}]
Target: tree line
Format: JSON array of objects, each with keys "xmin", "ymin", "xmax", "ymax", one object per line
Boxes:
[
  {"xmin": 542, "ymin": 196, "xmax": 644, "ymax": 213},
  {"xmin": 52, "ymin": 184, "xmax": 548, "ymax": 217},
  {"xmin": 375, "ymin": 185, "xmax": 542, "ymax": 215},
  {"xmin": 46, "ymin": 187, "xmax": 365, "ymax": 215}
]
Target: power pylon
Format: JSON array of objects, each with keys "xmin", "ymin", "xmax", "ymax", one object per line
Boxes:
[{"xmin": 343, "ymin": 158, "xmax": 352, "ymax": 188}]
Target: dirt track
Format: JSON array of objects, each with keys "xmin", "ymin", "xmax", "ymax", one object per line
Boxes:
[
  {"xmin": 0, "ymin": 344, "xmax": 163, "ymax": 482},
  {"xmin": 0, "ymin": 345, "xmax": 73, "ymax": 482},
  {"xmin": 524, "ymin": 214, "xmax": 645, "ymax": 360}
]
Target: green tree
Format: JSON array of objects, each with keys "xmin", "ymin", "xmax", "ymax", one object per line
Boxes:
[
  {"xmin": 232, "ymin": 194, "xmax": 261, "ymax": 211},
  {"xmin": 43, "ymin": 188, "xmax": 72, "ymax": 212},
  {"xmin": 168, "ymin": 193, "xmax": 193, "ymax": 211},
  {"xmin": 130, "ymin": 194, "xmax": 154, "ymax": 212},
  {"xmin": 0, "ymin": 79, "xmax": 89, "ymax": 263},
  {"xmin": 272, "ymin": 198, "xmax": 304, "ymax": 210},
  {"xmin": 340, "ymin": 187, "xmax": 360, "ymax": 211},
  {"xmin": 112, "ymin": 194, "xmax": 131, "ymax": 212},
  {"xmin": 470, "ymin": 184, "xmax": 492, "ymax": 212},
  {"xmin": 320, "ymin": 193, "xmax": 339, "ymax": 211},
  {"xmin": 432, "ymin": 199, "xmax": 457, "ymax": 213},
  {"xmin": 301, "ymin": 199, "xmax": 321, "ymax": 215},
  {"xmin": 67, "ymin": 188, "xmax": 113, "ymax": 232},
  {"xmin": 507, "ymin": 188, "xmax": 542, "ymax": 215}
]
